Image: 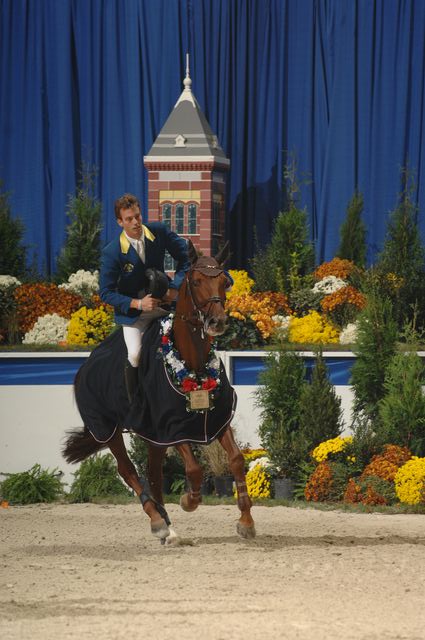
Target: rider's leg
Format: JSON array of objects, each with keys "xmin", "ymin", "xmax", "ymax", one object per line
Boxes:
[
  {"xmin": 123, "ymin": 309, "xmax": 168, "ymax": 403},
  {"xmin": 122, "ymin": 325, "xmax": 142, "ymax": 402}
]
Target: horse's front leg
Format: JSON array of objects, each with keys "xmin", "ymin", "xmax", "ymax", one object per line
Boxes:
[
  {"xmin": 108, "ymin": 430, "xmax": 170, "ymax": 540},
  {"xmin": 176, "ymin": 443, "xmax": 203, "ymax": 512},
  {"xmin": 218, "ymin": 427, "xmax": 256, "ymax": 539}
]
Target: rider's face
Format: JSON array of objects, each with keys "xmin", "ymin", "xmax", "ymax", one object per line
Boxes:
[{"xmin": 117, "ymin": 206, "xmax": 143, "ymax": 239}]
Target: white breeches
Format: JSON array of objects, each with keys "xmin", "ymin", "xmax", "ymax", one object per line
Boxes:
[{"xmin": 123, "ymin": 308, "xmax": 168, "ymax": 367}]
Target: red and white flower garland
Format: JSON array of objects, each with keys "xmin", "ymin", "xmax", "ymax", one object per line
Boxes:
[{"xmin": 160, "ymin": 314, "xmax": 221, "ymax": 412}]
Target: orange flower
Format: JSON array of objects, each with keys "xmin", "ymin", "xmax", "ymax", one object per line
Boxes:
[
  {"xmin": 314, "ymin": 258, "xmax": 356, "ymax": 281},
  {"xmin": 320, "ymin": 285, "xmax": 366, "ymax": 313},
  {"xmin": 304, "ymin": 462, "xmax": 334, "ymax": 501},
  {"xmin": 225, "ymin": 292, "xmax": 291, "ymax": 339},
  {"xmin": 14, "ymin": 283, "xmax": 82, "ymax": 333}
]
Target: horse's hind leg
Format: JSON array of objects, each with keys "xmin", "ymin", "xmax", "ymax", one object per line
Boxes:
[
  {"xmin": 176, "ymin": 443, "xmax": 203, "ymax": 512},
  {"xmin": 218, "ymin": 427, "xmax": 256, "ymax": 539},
  {"xmin": 107, "ymin": 430, "xmax": 169, "ymax": 540},
  {"xmin": 147, "ymin": 444, "xmax": 167, "ymax": 505}
]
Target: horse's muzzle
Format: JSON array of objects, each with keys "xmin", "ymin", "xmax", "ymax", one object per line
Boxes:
[{"xmin": 205, "ymin": 316, "xmax": 228, "ymax": 337}]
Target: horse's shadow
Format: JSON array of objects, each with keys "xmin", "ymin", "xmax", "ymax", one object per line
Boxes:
[{"xmin": 20, "ymin": 534, "xmax": 425, "ymax": 562}]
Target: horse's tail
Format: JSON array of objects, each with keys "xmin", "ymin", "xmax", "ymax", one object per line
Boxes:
[{"xmin": 62, "ymin": 427, "xmax": 108, "ymax": 464}]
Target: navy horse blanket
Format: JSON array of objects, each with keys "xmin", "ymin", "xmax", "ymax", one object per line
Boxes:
[{"xmin": 74, "ymin": 320, "xmax": 237, "ymax": 445}]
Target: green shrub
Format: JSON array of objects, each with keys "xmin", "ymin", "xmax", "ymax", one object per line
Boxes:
[
  {"xmin": 56, "ymin": 164, "xmax": 103, "ymax": 282},
  {"xmin": 257, "ymin": 349, "xmax": 306, "ymax": 478},
  {"xmin": 378, "ymin": 351, "xmax": 425, "ymax": 456},
  {"xmin": 298, "ymin": 350, "xmax": 344, "ymax": 459},
  {"xmin": 350, "ymin": 417, "xmax": 381, "ymax": 469},
  {"xmin": 0, "ymin": 464, "xmax": 64, "ymax": 504},
  {"xmin": 337, "ymin": 191, "xmax": 367, "ymax": 268},
  {"xmin": 376, "ymin": 169, "xmax": 425, "ymax": 327},
  {"xmin": 216, "ymin": 316, "xmax": 263, "ymax": 350},
  {"xmin": 251, "ymin": 157, "xmax": 315, "ymax": 294},
  {"xmin": 0, "ymin": 181, "xmax": 27, "ymax": 278},
  {"xmin": 289, "ymin": 287, "xmax": 322, "ymax": 317},
  {"xmin": 350, "ymin": 295, "xmax": 398, "ymax": 423},
  {"xmin": 69, "ymin": 454, "xmax": 130, "ymax": 502}
]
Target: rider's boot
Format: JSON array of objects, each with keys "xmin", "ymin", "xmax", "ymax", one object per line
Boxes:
[{"xmin": 124, "ymin": 360, "xmax": 139, "ymax": 403}]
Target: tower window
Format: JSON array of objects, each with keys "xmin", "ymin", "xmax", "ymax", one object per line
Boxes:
[
  {"xmin": 212, "ymin": 200, "xmax": 221, "ymax": 234},
  {"xmin": 162, "ymin": 203, "xmax": 172, "ymax": 229},
  {"xmin": 188, "ymin": 203, "xmax": 197, "ymax": 234},
  {"xmin": 175, "ymin": 203, "xmax": 184, "ymax": 234}
]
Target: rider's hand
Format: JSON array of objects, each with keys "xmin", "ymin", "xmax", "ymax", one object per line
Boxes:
[{"xmin": 140, "ymin": 294, "xmax": 162, "ymax": 312}]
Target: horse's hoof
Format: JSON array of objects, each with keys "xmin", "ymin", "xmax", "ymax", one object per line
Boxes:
[
  {"xmin": 151, "ymin": 518, "xmax": 170, "ymax": 540},
  {"xmin": 164, "ymin": 527, "xmax": 179, "ymax": 545},
  {"xmin": 236, "ymin": 521, "xmax": 256, "ymax": 539},
  {"xmin": 180, "ymin": 493, "xmax": 201, "ymax": 512}
]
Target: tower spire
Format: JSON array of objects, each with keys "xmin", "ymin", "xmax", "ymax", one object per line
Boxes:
[{"xmin": 183, "ymin": 52, "xmax": 192, "ymax": 92}]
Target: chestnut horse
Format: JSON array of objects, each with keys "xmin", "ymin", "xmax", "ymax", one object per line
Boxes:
[{"xmin": 63, "ymin": 242, "xmax": 255, "ymax": 543}]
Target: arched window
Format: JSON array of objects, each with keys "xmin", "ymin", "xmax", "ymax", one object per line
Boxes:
[
  {"xmin": 162, "ymin": 203, "xmax": 172, "ymax": 229},
  {"xmin": 175, "ymin": 203, "xmax": 184, "ymax": 234},
  {"xmin": 188, "ymin": 203, "xmax": 197, "ymax": 234}
]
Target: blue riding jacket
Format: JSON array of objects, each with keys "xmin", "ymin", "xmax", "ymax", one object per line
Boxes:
[{"xmin": 99, "ymin": 222, "xmax": 190, "ymax": 325}]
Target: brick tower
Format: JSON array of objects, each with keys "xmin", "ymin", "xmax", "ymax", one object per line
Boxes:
[{"xmin": 144, "ymin": 56, "xmax": 230, "ymax": 270}]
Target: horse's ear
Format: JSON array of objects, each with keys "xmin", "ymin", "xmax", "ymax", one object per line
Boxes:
[
  {"xmin": 214, "ymin": 241, "xmax": 230, "ymax": 267},
  {"xmin": 187, "ymin": 239, "xmax": 199, "ymax": 265}
]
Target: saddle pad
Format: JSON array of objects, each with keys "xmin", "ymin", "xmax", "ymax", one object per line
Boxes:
[
  {"xmin": 124, "ymin": 320, "xmax": 237, "ymax": 445},
  {"xmin": 75, "ymin": 320, "xmax": 237, "ymax": 445}
]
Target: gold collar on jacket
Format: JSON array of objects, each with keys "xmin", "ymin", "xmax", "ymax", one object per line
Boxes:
[{"xmin": 119, "ymin": 225, "xmax": 155, "ymax": 254}]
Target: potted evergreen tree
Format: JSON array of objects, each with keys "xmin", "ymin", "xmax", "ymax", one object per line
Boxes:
[{"xmin": 256, "ymin": 348, "xmax": 306, "ymax": 498}]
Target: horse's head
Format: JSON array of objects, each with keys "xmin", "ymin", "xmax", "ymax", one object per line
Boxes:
[{"xmin": 184, "ymin": 240, "xmax": 230, "ymax": 337}]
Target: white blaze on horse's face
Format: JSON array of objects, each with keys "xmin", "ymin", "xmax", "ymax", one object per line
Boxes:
[{"xmin": 190, "ymin": 272, "xmax": 228, "ymax": 336}]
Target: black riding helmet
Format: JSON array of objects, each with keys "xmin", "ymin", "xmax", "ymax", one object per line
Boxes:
[{"xmin": 144, "ymin": 268, "xmax": 170, "ymax": 299}]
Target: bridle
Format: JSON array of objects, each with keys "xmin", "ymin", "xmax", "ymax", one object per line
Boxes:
[{"xmin": 175, "ymin": 264, "xmax": 227, "ymax": 334}]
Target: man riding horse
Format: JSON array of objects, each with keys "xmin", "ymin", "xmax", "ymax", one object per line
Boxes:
[
  {"xmin": 63, "ymin": 194, "xmax": 256, "ymax": 542},
  {"xmin": 99, "ymin": 193, "xmax": 190, "ymax": 402}
]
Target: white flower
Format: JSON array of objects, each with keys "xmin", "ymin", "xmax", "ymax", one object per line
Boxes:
[
  {"xmin": 161, "ymin": 316, "xmax": 174, "ymax": 335},
  {"xmin": 312, "ymin": 276, "xmax": 347, "ymax": 295},
  {"xmin": 22, "ymin": 313, "xmax": 69, "ymax": 345},
  {"xmin": 339, "ymin": 322, "xmax": 358, "ymax": 345},
  {"xmin": 272, "ymin": 314, "xmax": 292, "ymax": 336},
  {"xmin": 209, "ymin": 355, "xmax": 220, "ymax": 370},
  {"xmin": 0, "ymin": 275, "xmax": 21, "ymax": 289},
  {"xmin": 248, "ymin": 456, "xmax": 271, "ymax": 471},
  {"xmin": 59, "ymin": 270, "xmax": 99, "ymax": 296},
  {"xmin": 166, "ymin": 352, "xmax": 186, "ymax": 372}
]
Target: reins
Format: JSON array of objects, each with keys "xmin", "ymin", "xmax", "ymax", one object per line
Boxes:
[{"xmin": 174, "ymin": 266, "xmax": 226, "ymax": 336}]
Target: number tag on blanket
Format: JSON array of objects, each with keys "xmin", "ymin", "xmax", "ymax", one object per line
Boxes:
[{"xmin": 189, "ymin": 390, "xmax": 211, "ymax": 411}]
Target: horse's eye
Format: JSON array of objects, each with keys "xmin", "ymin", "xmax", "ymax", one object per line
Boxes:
[{"xmin": 191, "ymin": 278, "xmax": 201, "ymax": 287}]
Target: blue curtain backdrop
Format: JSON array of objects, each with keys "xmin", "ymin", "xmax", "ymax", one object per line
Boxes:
[{"xmin": 1, "ymin": 0, "xmax": 425, "ymax": 274}]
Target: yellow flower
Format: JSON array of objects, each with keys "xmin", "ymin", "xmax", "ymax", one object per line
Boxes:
[
  {"xmin": 394, "ymin": 457, "xmax": 425, "ymax": 505},
  {"xmin": 311, "ymin": 436, "xmax": 353, "ymax": 462},
  {"xmin": 67, "ymin": 305, "xmax": 114, "ymax": 346},
  {"xmin": 234, "ymin": 463, "xmax": 271, "ymax": 499},
  {"xmin": 226, "ymin": 270, "xmax": 255, "ymax": 298},
  {"xmin": 288, "ymin": 310, "xmax": 339, "ymax": 344}
]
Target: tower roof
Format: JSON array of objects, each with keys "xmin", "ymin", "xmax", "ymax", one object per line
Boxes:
[{"xmin": 144, "ymin": 57, "xmax": 229, "ymax": 167}]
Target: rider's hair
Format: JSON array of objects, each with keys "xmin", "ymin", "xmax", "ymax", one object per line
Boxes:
[{"xmin": 114, "ymin": 193, "xmax": 141, "ymax": 220}]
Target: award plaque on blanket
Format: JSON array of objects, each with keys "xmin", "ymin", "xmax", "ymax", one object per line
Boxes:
[{"xmin": 189, "ymin": 390, "xmax": 211, "ymax": 411}]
